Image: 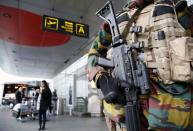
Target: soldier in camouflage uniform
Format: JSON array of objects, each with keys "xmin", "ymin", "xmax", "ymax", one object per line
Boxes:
[{"xmin": 87, "ymin": 0, "xmax": 193, "ymax": 131}]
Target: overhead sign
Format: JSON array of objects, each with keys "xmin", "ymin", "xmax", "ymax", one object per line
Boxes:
[{"xmin": 42, "ymin": 15, "xmax": 89, "ymax": 38}]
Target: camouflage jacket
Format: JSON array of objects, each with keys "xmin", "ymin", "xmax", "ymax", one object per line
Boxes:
[{"xmin": 87, "ymin": 1, "xmax": 193, "ymax": 130}]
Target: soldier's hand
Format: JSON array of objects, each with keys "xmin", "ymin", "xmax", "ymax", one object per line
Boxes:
[{"xmin": 96, "ymin": 73, "xmax": 127, "ymax": 104}]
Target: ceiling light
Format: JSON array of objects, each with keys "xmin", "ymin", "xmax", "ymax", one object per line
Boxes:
[{"xmin": 64, "ymin": 58, "xmax": 70, "ymax": 64}]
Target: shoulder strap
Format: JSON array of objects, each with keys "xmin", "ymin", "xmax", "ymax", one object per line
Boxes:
[{"xmin": 118, "ymin": 6, "xmax": 145, "ymax": 41}]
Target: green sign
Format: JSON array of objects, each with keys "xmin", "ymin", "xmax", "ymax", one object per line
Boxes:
[{"xmin": 42, "ymin": 15, "xmax": 89, "ymax": 38}]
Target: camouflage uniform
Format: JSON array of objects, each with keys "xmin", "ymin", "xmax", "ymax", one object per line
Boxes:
[
  {"xmin": 87, "ymin": 23, "xmax": 112, "ymax": 81},
  {"xmin": 146, "ymin": 1, "xmax": 193, "ymax": 130},
  {"xmin": 87, "ymin": 0, "xmax": 193, "ymax": 131}
]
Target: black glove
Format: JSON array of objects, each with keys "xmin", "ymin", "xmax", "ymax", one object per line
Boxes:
[{"xmin": 97, "ymin": 73, "xmax": 128, "ymax": 105}]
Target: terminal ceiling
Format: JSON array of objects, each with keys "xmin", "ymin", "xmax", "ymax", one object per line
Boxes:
[{"xmin": 0, "ymin": 0, "xmax": 127, "ymax": 78}]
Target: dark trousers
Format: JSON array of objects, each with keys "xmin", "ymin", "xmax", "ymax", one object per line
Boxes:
[{"xmin": 38, "ymin": 108, "xmax": 47, "ymax": 126}]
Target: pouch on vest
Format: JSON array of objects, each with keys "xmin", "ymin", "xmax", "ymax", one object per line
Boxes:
[{"xmin": 169, "ymin": 37, "xmax": 193, "ymax": 82}]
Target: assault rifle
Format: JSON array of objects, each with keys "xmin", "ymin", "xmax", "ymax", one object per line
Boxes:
[{"xmin": 96, "ymin": 1, "xmax": 150, "ymax": 131}]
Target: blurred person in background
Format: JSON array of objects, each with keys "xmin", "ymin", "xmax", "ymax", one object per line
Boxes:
[
  {"xmin": 52, "ymin": 89, "xmax": 58, "ymax": 116},
  {"xmin": 37, "ymin": 80, "xmax": 52, "ymax": 130},
  {"xmin": 15, "ymin": 86, "xmax": 23, "ymax": 104}
]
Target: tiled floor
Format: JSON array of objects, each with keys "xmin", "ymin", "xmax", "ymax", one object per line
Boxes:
[{"xmin": 0, "ymin": 106, "xmax": 108, "ymax": 131}]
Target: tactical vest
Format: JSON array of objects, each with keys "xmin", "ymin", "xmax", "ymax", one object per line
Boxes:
[
  {"xmin": 117, "ymin": 2, "xmax": 193, "ymax": 84},
  {"xmin": 104, "ymin": 3, "xmax": 193, "ymax": 129}
]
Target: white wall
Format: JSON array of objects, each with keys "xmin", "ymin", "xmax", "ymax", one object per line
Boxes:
[
  {"xmin": 76, "ymin": 76, "xmax": 88, "ymax": 98},
  {"xmin": 88, "ymin": 95, "xmax": 101, "ymax": 116}
]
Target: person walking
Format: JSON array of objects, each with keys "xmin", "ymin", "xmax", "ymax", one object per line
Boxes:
[
  {"xmin": 15, "ymin": 86, "xmax": 24, "ymax": 119},
  {"xmin": 37, "ymin": 80, "xmax": 52, "ymax": 130},
  {"xmin": 15, "ymin": 86, "xmax": 23, "ymax": 104},
  {"xmin": 52, "ymin": 89, "xmax": 58, "ymax": 115}
]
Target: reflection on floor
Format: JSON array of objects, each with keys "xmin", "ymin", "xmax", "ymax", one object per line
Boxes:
[{"xmin": 0, "ymin": 106, "xmax": 107, "ymax": 131}]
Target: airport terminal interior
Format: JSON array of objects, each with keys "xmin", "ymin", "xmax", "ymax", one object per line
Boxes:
[{"xmin": 0, "ymin": 0, "xmax": 193, "ymax": 131}]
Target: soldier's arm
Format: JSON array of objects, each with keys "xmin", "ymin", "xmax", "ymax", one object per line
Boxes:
[{"xmin": 87, "ymin": 23, "xmax": 112, "ymax": 81}]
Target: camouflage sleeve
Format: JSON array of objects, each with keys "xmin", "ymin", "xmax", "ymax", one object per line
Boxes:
[{"xmin": 87, "ymin": 23, "xmax": 112, "ymax": 81}]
